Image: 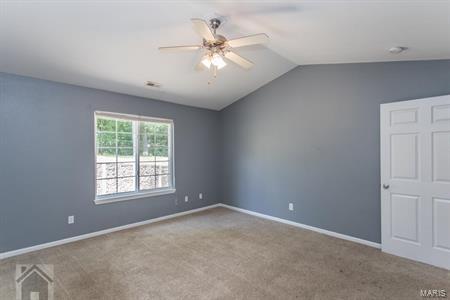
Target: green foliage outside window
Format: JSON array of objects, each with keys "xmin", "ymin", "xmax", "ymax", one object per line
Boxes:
[
  {"xmin": 97, "ymin": 117, "xmax": 169, "ymax": 158},
  {"xmin": 96, "ymin": 118, "xmax": 116, "ymax": 132},
  {"xmin": 139, "ymin": 122, "xmax": 169, "ymax": 158}
]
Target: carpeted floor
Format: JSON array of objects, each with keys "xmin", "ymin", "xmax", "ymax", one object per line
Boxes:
[{"xmin": 1, "ymin": 207, "xmax": 448, "ymax": 299}]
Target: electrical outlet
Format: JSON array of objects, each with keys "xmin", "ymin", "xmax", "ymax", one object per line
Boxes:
[
  {"xmin": 288, "ymin": 203, "xmax": 294, "ymax": 211},
  {"xmin": 199, "ymin": 193, "xmax": 203, "ymax": 200},
  {"xmin": 184, "ymin": 196, "xmax": 189, "ymax": 202},
  {"xmin": 68, "ymin": 215, "xmax": 75, "ymax": 224}
]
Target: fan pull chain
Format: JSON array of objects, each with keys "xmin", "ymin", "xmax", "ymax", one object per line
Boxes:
[{"xmin": 208, "ymin": 65, "xmax": 218, "ymax": 85}]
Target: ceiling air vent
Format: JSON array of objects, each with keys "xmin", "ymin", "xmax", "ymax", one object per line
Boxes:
[{"xmin": 145, "ymin": 81, "xmax": 161, "ymax": 88}]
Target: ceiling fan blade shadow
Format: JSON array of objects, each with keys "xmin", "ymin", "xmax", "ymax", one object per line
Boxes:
[
  {"xmin": 222, "ymin": 3, "xmax": 299, "ymax": 38},
  {"xmin": 234, "ymin": 4, "xmax": 299, "ymax": 16},
  {"xmin": 191, "ymin": 18, "xmax": 215, "ymax": 42},
  {"xmin": 224, "ymin": 51, "xmax": 254, "ymax": 70},
  {"xmin": 159, "ymin": 45, "xmax": 201, "ymax": 52},
  {"xmin": 227, "ymin": 33, "xmax": 269, "ymax": 48}
]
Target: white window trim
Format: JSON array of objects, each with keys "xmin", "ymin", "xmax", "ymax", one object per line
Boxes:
[
  {"xmin": 94, "ymin": 188, "xmax": 176, "ymax": 205},
  {"xmin": 94, "ymin": 111, "xmax": 175, "ymax": 205}
]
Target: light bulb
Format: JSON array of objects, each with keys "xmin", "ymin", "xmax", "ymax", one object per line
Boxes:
[
  {"xmin": 211, "ymin": 53, "xmax": 226, "ymax": 69},
  {"xmin": 201, "ymin": 56, "xmax": 211, "ymax": 69}
]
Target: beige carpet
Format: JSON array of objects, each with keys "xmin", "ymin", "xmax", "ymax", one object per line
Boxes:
[{"xmin": 1, "ymin": 207, "xmax": 448, "ymax": 299}]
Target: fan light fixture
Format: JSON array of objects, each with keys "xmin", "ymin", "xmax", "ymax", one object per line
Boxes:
[
  {"xmin": 202, "ymin": 53, "xmax": 226, "ymax": 70},
  {"xmin": 159, "ymin": 17, "xmax": 269, "ymax": 81}
]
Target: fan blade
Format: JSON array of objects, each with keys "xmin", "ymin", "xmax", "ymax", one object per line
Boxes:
[
  {"xmin": 158, "ymin": 45, "xmax": 201, "ymax": 52},
  {"xmin": 191, "ymin": 18, "xmax": 215, "ymax": 42},
  {"xmin": 224, "ymin": 51, "xmax": 254, "ymax": 70},
  {"xmin": 226, "ymin": 33, "xmax": 269, "ymax": 48}
]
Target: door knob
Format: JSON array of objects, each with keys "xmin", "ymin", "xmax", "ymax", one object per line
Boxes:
[{"xmin": 383, "ymin": 184, "xmax": 390, "ymax": 190}]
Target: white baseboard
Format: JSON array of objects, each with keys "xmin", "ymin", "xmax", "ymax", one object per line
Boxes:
[
  {"xmin": 218, "ymin": 203, "xmax": 381, "ymax": 249},
  {"xmin": 1, "ymin": 202, "xmax": 380, "ymax": 260},
  {"xmin": 0, "ymin": 204, "xmax": 221, "ymax": 260}
]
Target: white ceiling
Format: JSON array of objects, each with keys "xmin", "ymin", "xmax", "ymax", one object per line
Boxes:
[{"xmin": 1, "ymin": 1, "xmax": 449, "ymax": 110}]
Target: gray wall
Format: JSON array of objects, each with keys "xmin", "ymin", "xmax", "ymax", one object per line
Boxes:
[
  {"xmin": 221, "ymin": 60, "xmax": 450, "ymax": 243},
  {"xmin": 0, "ymin": 73, "xmax": 221, "ymax": 252},
  {"xmin": 2, "ymin": 60, "xmax": 449, "ymax": 252}
]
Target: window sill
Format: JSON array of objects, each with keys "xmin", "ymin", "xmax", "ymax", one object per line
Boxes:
[{"xmin": 94, "ymin": 188, "xmax": 176, "ymax": 205}]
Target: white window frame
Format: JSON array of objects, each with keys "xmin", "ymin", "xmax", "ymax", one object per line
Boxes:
[{"xmin": 94, "ymin": 111, "xmax": 175, "ymax": 205}]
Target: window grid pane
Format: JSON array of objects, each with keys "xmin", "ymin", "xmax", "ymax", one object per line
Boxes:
[
  {"xmin": 137, "ymin": 120, "xmax": 171, "ymax": 192},
  {"xmin": 96, "ymin": 178, "xmax": 117, "ymax": 196},
  {"xmin": 96, "ymin": 117, "xmax": 137, "ymax": 197},
  {"xmin": 96, "ymin": 162, "xmax": 116, "ymax": 179},
  {"xmin": 96, "ymin": 114, "xmax": 172, "ymax": 198}
]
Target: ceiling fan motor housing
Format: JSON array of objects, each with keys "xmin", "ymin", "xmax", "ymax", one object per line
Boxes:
[{"xmin": 203, "ymin": 35, "xmax": 227, "ymax": 49}]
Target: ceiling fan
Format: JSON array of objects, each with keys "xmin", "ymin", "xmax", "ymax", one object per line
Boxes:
[{"xmin": 158, "ymin": 18, "xmax": 269, "ymax": 77}]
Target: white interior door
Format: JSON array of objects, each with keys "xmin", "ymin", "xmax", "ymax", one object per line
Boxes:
[{"xmin": 381, "ymin": 94, "xmax": 450, "ymax": 270}]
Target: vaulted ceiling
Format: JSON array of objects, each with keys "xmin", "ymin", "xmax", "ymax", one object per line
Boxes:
[{"xmin": 1, "ymin": 1, "xmax": 449, "ymax": 110}]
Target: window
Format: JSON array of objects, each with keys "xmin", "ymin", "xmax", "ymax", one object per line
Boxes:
[{"xmin": 95, "ymin": 112, "xmax": 174, "ymax": 203}]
